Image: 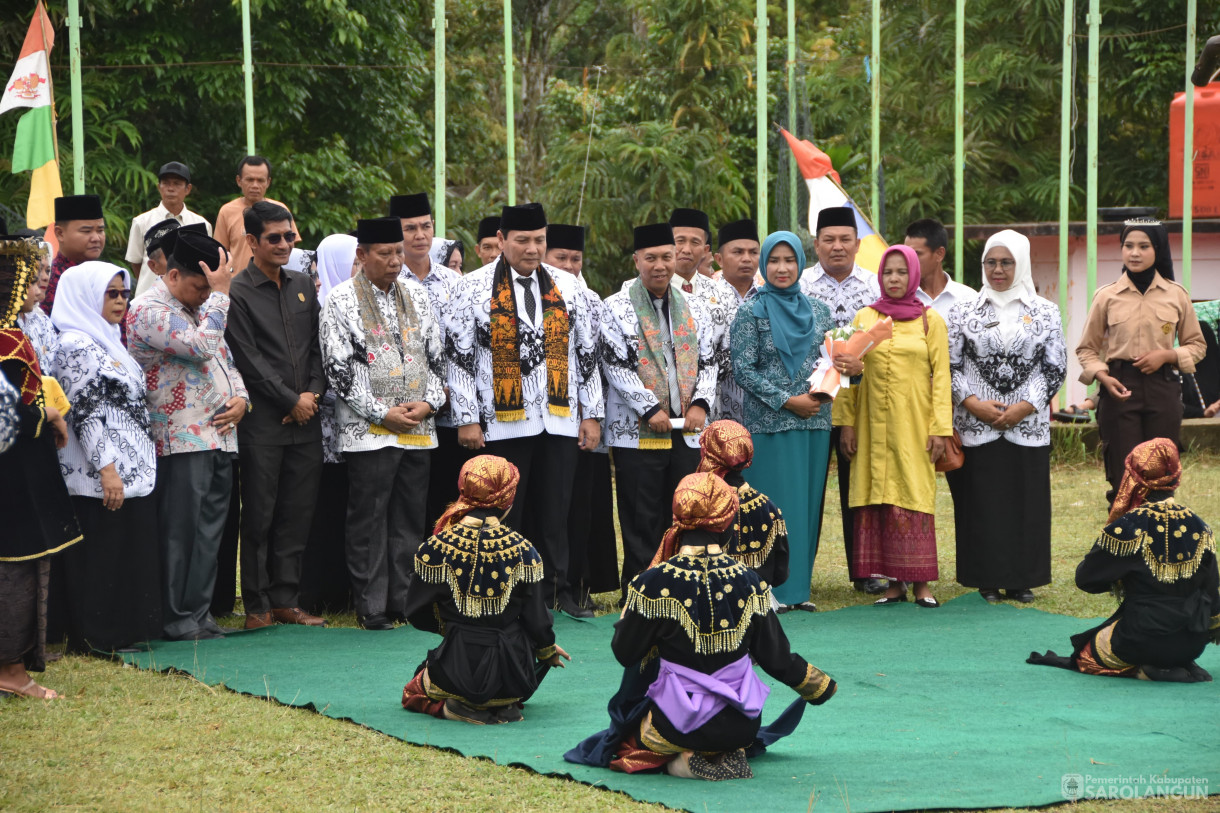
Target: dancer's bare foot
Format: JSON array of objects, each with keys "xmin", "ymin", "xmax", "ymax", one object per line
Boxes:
[{"xmin": 666, "ymin": 751, "xmax": 697, "ymax": 779}]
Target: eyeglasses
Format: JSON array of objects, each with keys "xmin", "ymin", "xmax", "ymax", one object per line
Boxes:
[
  {"xmin": 104, "ymin": 288, "xmax": 132, "ymax": 300},
  {"xmin": 262, "ymin": 231, "xmax": 297, "ymax": 245},
  {"xmin": 983, "ymin": 259, "xmax": 1016, "ymax": 271}
]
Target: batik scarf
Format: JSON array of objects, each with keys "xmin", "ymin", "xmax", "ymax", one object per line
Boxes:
[
  {"xmin": 629, "ymin": 280, "xmax": 699, "ymax": 449},
  {"xmin": 1108, "ymin": 437, "xmax": 1182, "ymax": 522},
  {"xmin": 353, "ymin": 273, "xmax": 431, "ymax": 446},
  {"xmin": 631, "ymin": 475, "xmax": 770, "ymax": 655},
  {"xmin": 649, "ymin": 472, "xmax": 739, "ymax": 567},
  {"xmin": 489, "ymin": 258, "xmax": 570, "ymax": 421},
  {"xmin": 697, "ymin": 419, "xmax": 753, "ymax": 478},
  {"xmin": 419, "ymin": 455, "xmax": 543, "ymax": 617}
]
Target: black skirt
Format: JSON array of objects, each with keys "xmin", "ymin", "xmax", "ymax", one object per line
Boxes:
[
  {"xmin": 62, "ymin": 495, "xmax": 163, "ymax": 653},
  {"xmin": 0, "ymin": 558, "xmax": 50, "ymax": 671},
  {"xmin": 946, "ymin": 438, "xmax": 1051, "ymax": 590}
]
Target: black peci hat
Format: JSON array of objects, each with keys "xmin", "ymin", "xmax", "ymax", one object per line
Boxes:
[
  {"xmin": 357, "ymin": 217, "xmax": 406, "ymax": 245},
  {"xmin": 143, "ymin": 219, "xmax": 181, "ymax": 254},
  {"xmin": 816, "ymin": 206, "xmax": 857, "ymax": 233},
  {"xmin": 633, "ymin": 223, "xmax": 675, "ymax": 252},
  {"xmin": 54, "ymin": 194, "xmax": 103, "ymax": 223},
  {"xmin": 717, "ymin": 219, "xmax": 759, "ymax": 249},
  {"xmin": 500, "ymin": 203, "xmax": 547, "ymax": 235},
  {"xmin": 173, "ymin": 229, "xmax": 227, "ymax": 273},
  {"xmin": 547, "ymin": 224, "xmax": 585, "ymax": 252},
  {"xmin": 668, "ymin": 208, "xmax": 711, "ymax": 239},
  {"xmin": 388, "ymin": 193, "xmax": 431, "ymax": 220},
  {"xmin": 477, "ymin": 216, "xmax": 501, "ymax": 242}
]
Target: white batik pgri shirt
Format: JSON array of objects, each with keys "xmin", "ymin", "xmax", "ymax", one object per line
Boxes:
[
  {"xmin": 319, "ymin": 276, "xmax": 447, "ymax": 453},
  {"xmin": 54, "ymin": 334, "xmax": 157, "ymax": 498},
  {"xmin": 798, "ymin": 263, "xmax": 881, "ymax": 329},
  {"xmin": 916, "ymin": 272, "xmax": 978, "ymax": 319},
  {"xmin": 947, "ymin": 294, "xmax": 1068, "ymax": 448},
  {"xmin": 713, "ymin": 282, "xmax": 760, "ymax": 424},
  {"xmin": 18, "ymin": 308, "xmax": 58, "ymax": 376},
  {"xmin": 447, "ymin": 261, "xmax": 603, "ymax": 442},
  {"xmin": 601, "ymin": 279, "xmax": 720, "ymax": 450},
  {"xmin": 399, "ymin": 261, "xmax": 462, "ymax": 428}
]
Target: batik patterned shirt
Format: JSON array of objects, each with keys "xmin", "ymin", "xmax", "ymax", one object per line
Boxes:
[
  {"xmin": 798, "ymin": 263, "xmax": 880, "ymax": 329},
  {"xmin": 18, "ymin": 308, "xmax": 59, "ymax": 376}
]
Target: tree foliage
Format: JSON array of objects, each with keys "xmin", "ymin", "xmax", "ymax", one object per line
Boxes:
[{"xmin": 0, "ymin": 0, "xmax": 1211, "ymax": 294}]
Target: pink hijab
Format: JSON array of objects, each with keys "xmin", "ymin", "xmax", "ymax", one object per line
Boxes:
[{"xmin": 868, "ymin": 244, "xmax": 925, "ymax": 322}]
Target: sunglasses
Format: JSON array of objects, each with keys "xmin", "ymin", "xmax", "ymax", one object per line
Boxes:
[
  {"xmin": 262, "ymin": 231, "xmax": 297, "ymax": 245},
  {"xmin": 104, "ymin": 288, "xmax": 132, "ymax": 301}
]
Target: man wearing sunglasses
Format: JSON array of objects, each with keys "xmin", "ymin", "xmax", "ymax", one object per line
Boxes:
[{"xmin": 225, "ymin": 201, "xmax": 327, "ymax": 631}]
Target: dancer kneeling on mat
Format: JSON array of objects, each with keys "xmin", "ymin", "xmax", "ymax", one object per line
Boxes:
[
  {"xmin": 401, "ymin": 455, "xmax": 570, "ymax": 723},
  {"xmin": 576, "ymin": 472, "xmax": 834, "ymax": 780},
  {"xmin": 1028, "ymin": 438, "xmax": 1219, "ymax": 682},
  {"xmin": 687, "ymin": 420, "xmax": 789, "ymax": 605}
]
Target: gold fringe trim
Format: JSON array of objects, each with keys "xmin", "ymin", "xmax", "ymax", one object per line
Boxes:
[
  {"xmin": 623, "ymin": 586, "xmax": 771, "ymax": 656},
  {"xmin": 1098, "ymin": 528, "xmax": 1216, "ymax": 584},
  {"xmin": 732, "ymin": 486, "xmax": 785, "ymax": 568},
  {"xmin": 415, "ymin": 524, "xmax": 544, "ymax": 617},
  {"xmin": 494, "ymin": 408, "xmax": 526, "ymax": 422},
  {"xmin": 638, "ymin": 435, "xmax": 672, "ymax": 450},
  {"xmin": 547, "ymin": 403, "xmax": 571, "ymax": 418}
]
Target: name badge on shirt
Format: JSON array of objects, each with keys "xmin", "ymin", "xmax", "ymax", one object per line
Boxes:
[
  {"xmin": 1162, "ymin": 323, "xmax": 1172, "ymax": 335},
  {"xmin": 298, "ymin": 292, "xmax": 306, "ymax": 302}
]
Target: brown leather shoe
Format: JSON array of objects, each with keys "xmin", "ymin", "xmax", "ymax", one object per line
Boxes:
[
  {"xmin": 271, "ymin": 607, "xmax": 327, "ymax": 627},
  {"xmin": 244, "ymin": 611, "xmax": 274, "ymax": 630}
]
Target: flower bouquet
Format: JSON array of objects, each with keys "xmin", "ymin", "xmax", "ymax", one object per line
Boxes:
[{"xmin": 807, "ymin": 317, "xmax": 894, "ymax": 400}]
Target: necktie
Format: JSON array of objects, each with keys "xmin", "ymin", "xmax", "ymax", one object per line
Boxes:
[
  {"xmin": 517, "ymin": 277, "xmax": 537, "ymax": 324},
  {"xmin": 653, "ymin": 297, "xmax": 682, "ymax": 416},
  {"xmin": 682, "ymin": 281, "xmax": 694, "ymax": 294}
]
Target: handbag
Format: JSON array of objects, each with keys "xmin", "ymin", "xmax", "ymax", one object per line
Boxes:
[{"xmin": 920, "ymin": 308, "xmax": 964, "ymax": 473}]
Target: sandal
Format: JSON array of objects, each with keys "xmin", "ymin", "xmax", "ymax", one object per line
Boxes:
[{"xmin": 0, "ymin": 678, "xmax": 61, "ymax": 700}]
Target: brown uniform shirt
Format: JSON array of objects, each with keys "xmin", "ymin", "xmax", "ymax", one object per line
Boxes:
[
  {"xmin": 1076, "ymin": 272, "xmax": 1206, "ymax": 384},
  {"xmin": 213, "ymin": 196, "xmax": 296, "ymax": 275}
]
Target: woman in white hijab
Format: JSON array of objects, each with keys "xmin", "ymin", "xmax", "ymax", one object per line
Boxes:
[
  {"xmin": 299, "ymin": 234, "xmax": 359, "ymax": 614},
  {"xmin": 51, "ymin": 261, "xmax": 162, "ymax": 653},
  {"xmin": 944, "ymin": 230, "xmax": 1068, "ymax": 605},
  {"xmin": 428, "ymin": 237, "xmax": 463, "ymax": 273}
]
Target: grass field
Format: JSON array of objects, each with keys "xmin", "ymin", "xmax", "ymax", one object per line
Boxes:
[{"xmin": 3, "ymin": 453, "xmax": 1218, "ymax": 812}]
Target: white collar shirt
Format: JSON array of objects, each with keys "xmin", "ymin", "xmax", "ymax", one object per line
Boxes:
[
  {"xmin": 511, "ymin": 266, "xmax": 543, "ymax": 330},
  {"xmin": 916, "ymin": 272, "xmax": 977, "ymax": 318}
]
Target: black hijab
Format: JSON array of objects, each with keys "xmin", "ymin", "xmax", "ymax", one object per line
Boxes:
[{"xmin": 1120, "ymin": 220, "xmax": 1174, "ymax": 295}]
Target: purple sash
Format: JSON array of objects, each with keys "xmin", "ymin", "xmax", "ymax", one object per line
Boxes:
[{"xmin": 646, "ymin": 656, "xmax": 771, "ymax": 734}]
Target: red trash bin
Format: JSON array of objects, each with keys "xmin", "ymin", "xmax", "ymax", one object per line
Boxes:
[{"xmin": 1170, "ymin": 84, "xmax": 1220, "ymax": 218}]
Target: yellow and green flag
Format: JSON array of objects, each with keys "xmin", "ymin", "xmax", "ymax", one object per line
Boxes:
[{"xmin": 1, "ymin": 1, "xmax": 61, "ymax": 229}]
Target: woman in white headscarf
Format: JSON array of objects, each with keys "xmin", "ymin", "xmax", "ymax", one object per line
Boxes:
[
  {"xmin": 429, "ymin": 237, "xmax": 463, "ymax": 273},
  {"xmin": 944, "ymin": 230, "xmax": 1067, "ymax": 604},
  {"xmin": 51, "ymin": 261, "xmax": 162, "ymax": 652},
  {"xmin": 299, "ymin": 234, "xmax": 359, "ymax": 614}
]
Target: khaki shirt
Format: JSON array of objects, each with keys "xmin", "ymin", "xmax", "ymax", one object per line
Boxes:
[
  {"xmin": 1076, "ymin": 272, "xmax": 1205, "ymax": 383},
  {"xmin": 213, "ymin": 196, "xmax": 296, "ymax": 275}
]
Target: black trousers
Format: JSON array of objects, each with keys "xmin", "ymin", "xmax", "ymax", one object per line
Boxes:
[
  {"xmin": 612, "ymin": 430, "xmax": 701, "ymax": 595},
  {"xmin": 824, "ymin": 427, "xmax": 858, "ymax": 580},
  {"xmin": 485, "ymin": 431, "xmax": 578, "ymax": 605},
  {"xmin": 426, "ymin": 425, "xmax": 473, "ymax": 530},
  {"xmin": 238, "ymin": 442, "xmax": 323, "ymax": 614},
  {"xmin": 1097, "ymin": 361, "xmax": 1183, "ymax": 504},
  {"xmin": 299, "ymin": 462, "xmax": 353, "ymax": 615},
  {"xmin": 569, "ymin": 450, "xmax": 620, "ymax": 595},
  {"xmin": 157, "ymin": 450, "xmax": 233, "ymax": 639},
  {"xmin": 210, "ymin": 458, "xmax": 240, "ymax": 617},
  {"xmin": 344, "ymin": 447, "xmax": 430, "ymax": 619}
]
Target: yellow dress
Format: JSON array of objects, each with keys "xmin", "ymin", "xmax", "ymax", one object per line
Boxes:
[{"xmin": 832, "ymin": 307, "xmax": 953, "ymax": 515}]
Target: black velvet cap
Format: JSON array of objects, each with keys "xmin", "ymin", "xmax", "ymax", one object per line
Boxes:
[
  {"xmin": 547, "ymin": 224, "xmax": 585, "ymax": 252},
  {"xmin": 173, "ymin": 229, "xmax": 227, "ymax": 272},
  {"xmin": 500, "ymin": 203, "xmax": 547, "ymax": 235},
  {"xmin": 143, "ymin": 219, "xmax": 181, "ymax": 254},
  {"xmin": 816, "ymin": 206, "xmax": 857, "ymax": 232},
  {"xmin": 633, "ymin": 223, "xmax": 675, "ymax": 252},
  {"xmin": 477, "ymin": 216, "xmax": 501, "ymax": 242},
  {"xmin": 717, "ymin": 219, "xmax": 759, "ymax": 249},
  {"xmin": 54, "ymin": 194, "xmax": 103, "ymax": 223},
  {"xmin": 668, "ymin": 207, "xmax": 711, "ymax": 238},
  {"xmin": 388, "ymin": 193, "xmax": 431, "ymax": 219},
  {"xmin": 357, "ymin": 217, "xmax": 405, "ymax": 245},
  {"xmin": 156, "ymin": 222, "xmax": 208, "ymax": 257}
]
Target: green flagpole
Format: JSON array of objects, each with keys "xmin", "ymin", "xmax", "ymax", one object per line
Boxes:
[
  {"xmin": 953, "ymin": 0, "xmax": 964, "ymax": 281},
  {"xmin": 756, "ymin": 0, "xmax": 767, "ymax": 229},
  {"xmin": 1182, "ymin": 0, "xmax": 1196, "ymax": 292},
  {"xmin": 787, "ymin": 0, "xmax": 797, "ymax": 231},
  {"xmin": 870, "ymin": 0, "xmax": 881, "ymax": 224},
  {"xmin": 503, "ymin": 0, "xmax": 515, "ymax": 206},
  {"xmin": 434, "ymin": 0, "xmax": 446, "ymax": 233},
  {"xmin": 1058, "ymin": 0, "xmax": 1074, "ymax": 408},
  {"xmin": 241, "ymin": 0, "xmax": 255, "ymax": 154},
  {"xmin": 67, "ymin": 0, "xmax": 83, "ymax": 193},
  {"xmin": 1085, "ymin": 0, "xmax": 1099, "ymax": 303}
]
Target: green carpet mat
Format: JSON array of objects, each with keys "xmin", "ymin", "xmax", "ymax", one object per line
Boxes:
[{"xmin": 122, "ymin": 594, "xmax": 1220, "ymax": 812}]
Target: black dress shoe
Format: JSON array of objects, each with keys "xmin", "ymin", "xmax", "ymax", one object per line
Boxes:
[
  {"xmin": 914, "ymin": 596, "xmax": 940, "ymax": 608},
  {"xmin": 873, "ymin": 594, "xmax": 908, "ymax": 605},
  {"xmin": 1005, "ymin": 589, "xmax": 1035, "ymax": 603},
  {"xmin": 358, "ymin": 614, "xmax": 395, "ymax": 631},
  {"xmin": 979, "ymin": 589, "xmax": 1002, "ymax": 603},
  {"xmin": 557, "ymin": 597, "xmax": 594, "ymax": 619}
]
